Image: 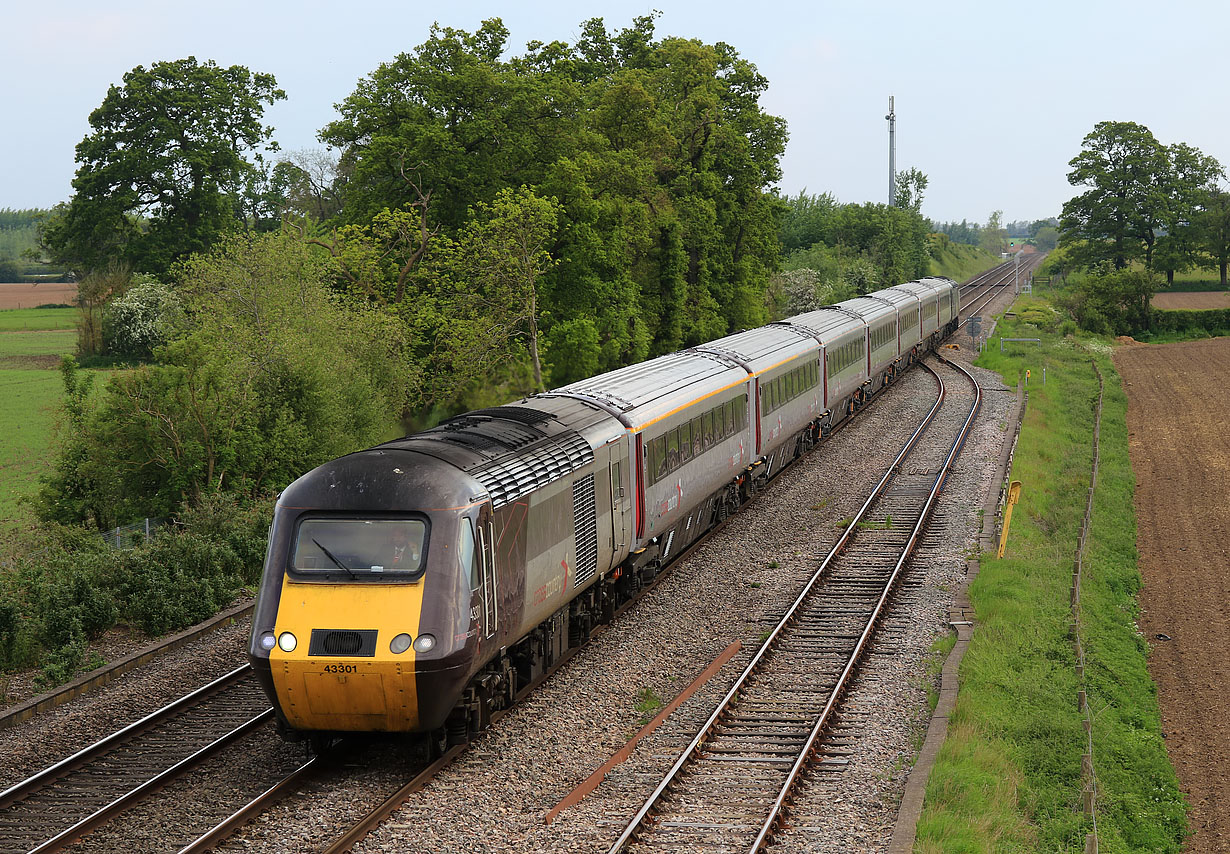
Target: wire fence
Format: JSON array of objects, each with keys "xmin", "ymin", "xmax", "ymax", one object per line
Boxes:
[
  {"xmin": 99, "ymin": 518, "xmax": 166, "ymax": 550},
  {"xmin": 1071, "ymin": 359, "xmax": 1105, "ymax": 853}
]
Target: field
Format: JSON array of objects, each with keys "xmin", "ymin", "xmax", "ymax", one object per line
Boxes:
[
  {"xmin": 0, "ymin": 308, "xmax": 78, "ymax": 526},
  {"xmin": 0, "ymin": 282, "xmax": 77, "ymax": 309},
  {"xmin": 1114, "ymin": 337, "xmax": 1230, "ymax": 853},
  {"xmin": 1151, "ymin": 291, "xmax": 1230, "ymax": 310}
]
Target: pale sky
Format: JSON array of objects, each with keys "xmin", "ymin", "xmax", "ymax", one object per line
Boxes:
[{"xmin": 5, "ymin": 0, "xmax": 1227, "ymax": 226}]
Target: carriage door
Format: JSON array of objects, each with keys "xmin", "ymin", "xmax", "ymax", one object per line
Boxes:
[
  {"xmin": 476, "ymin": 504, "xmax": 498, "ymax": 641},
  {"xmin": 609, "ymin": 449, "xmax": 629, "ymax": 556}
]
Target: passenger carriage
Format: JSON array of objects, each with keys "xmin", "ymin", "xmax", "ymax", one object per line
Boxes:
[{"xmin": 692, "ymin": 325, "xmax": 823, "ymax": 486}]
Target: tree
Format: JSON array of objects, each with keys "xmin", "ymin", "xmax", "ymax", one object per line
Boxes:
[
  {"xmin": 321, "ymin": 17, "xmax": 787, "ymax": 383},
  {"xmin": 1060, "ymin": 121, "xmax": 1169, "ymax": 269},
  {"xmin": 979, "ymin": 210, "xmax": 1006, "ymax": 256},
  {"xmin": 893, "ymin": 168, "xmax": 928, "ymax": 214},
  {"xmin": 36, "ymin": 232, "xmax": 411, "ymax": 524},
  {"xmin": 40, "ymin": 57, "xmax": 285, "ymax": 277},
  {"xmin": 0, "ymin": 256, "xmax": 22, "ymax": 282},
  {"xmin": 1033, "ymin": 226, "xmax": 1059, "ymax": 252},
  {"xmin": 1198, "ymin": 188, "xmax": 1230, "ymax": 286},
  {"xmin": 103, "ymin": 276, "xmax": 184, "ymax": 361},
  {"xmin": 1153, "ymin": 142, "xmax": 1224, "ymax": 285},
  {"xmin": 1061, "ymin": 266, "xmax": 1156, "ymax": 335}
]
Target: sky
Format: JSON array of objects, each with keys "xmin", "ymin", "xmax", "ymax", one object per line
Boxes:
[{"xmin": 4, "ymin": 0, "xmax": 1229, "ymax": 226}]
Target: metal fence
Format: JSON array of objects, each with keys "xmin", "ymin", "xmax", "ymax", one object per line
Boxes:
[{"xmin": 99, "ymin": 518, "xmax": 166, "ymax": 550}]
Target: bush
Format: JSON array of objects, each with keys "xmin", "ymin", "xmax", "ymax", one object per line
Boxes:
[
  {"xmin": 103, "ymin": 276, "xmax": 184, "ymax": 361},
  {"xmin": 115, "ymin": 532, "xmax": 241, "ymax": 636},
  {"xmin": 2, "ymin": 494, "xmax": 272, "ymax": 685}
]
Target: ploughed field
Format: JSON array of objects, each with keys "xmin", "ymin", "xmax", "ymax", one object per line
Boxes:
[
  {"xmin": 1114, "ymin": 337, "xmax": 1230, "ymax": 853},
  {"xmin": 1151, "ymin": 291, "xmax": 1230, "ymax": 310},
  {"xmin": 0, "ymin": 283, "xmax": 77, "ymax": 309}
]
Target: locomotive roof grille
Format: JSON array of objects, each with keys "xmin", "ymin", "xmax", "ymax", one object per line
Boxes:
[
  {"xmin": 467, "ymin": 405, "xmax": 555, "ymax": 424},
  {"xmin": 427, "ymin": 416, "xmax": 542, "ymax": 452},
  {"xmin": 473, "ymin": 431, "xmax": 595, "ymax": 508}
]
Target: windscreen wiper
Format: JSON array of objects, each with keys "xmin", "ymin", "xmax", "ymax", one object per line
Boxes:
[{"xmin": 312, "ymin": 538, "xmax": 358, "ymax": 580}]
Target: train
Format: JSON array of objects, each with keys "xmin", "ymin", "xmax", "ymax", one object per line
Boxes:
[{"xmin": 247, "ymin": 276, "xmax": 961, "ymax": 749}]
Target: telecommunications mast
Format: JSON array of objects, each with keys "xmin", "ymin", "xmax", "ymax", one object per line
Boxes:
[{"xmin": 886, "ymin": 95, "xmax": 896, "ymax": 206}]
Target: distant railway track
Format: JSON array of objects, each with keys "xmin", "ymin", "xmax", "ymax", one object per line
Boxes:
[
  {"xmin": 0, "ymin": 666, "xmax": 268, "ymax": 854},
  {"xmin": 604, "ymin": 355, "xmax": 981, "ymax": 853},
  {"xmin": 959, "ymin": 253, "xmax": 1045, "ymax": 322}
]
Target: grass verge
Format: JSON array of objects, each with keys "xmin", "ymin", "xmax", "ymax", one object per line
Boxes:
[{"xmin": 915, "ymin": 298, "xmax": 1186, "ymax": 852}]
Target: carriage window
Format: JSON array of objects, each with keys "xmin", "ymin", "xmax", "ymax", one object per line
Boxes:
[
  {"xmin": 666, "ymin": 429, "xmax": 680, "ymax": 470},
  {"xmin": 680, "ymin": 421, "xmax": 693, "ymax": 462},
  {"xmin": 703, "ymin": 411, "xmax": 715, "ymax": 447},
  {"xmin": 692, "ymin": 416, "xmax": 704, "ymax": 456},
  {"xmin": 724, "ymin": 400, "xmax": 736, "ymax": 435},
  {"xmin": 292, "ymin": 518, "xmax": 427, "ymax": 578},
  {"xmin": 653, "ymin": 435, "xmax": 669, "ymax": 481}
]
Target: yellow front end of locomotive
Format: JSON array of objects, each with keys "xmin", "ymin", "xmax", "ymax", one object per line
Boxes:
[{"xmin": 269, "ymin": 579, "xmax": 424, "ymax": 732}]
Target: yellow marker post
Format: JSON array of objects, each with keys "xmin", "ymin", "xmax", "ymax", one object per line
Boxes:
[{"xmin": 997, "ymin": 480, "xmax": 1022, "ymax": 559}]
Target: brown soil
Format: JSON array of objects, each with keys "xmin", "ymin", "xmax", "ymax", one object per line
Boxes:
[
  {"xmin": 1114, "ymin": 337, "xmax": 1230, "ymax": 852},
  {"xmin": 0, "ymin": 282, "xmax": 77, "ymax": 309},
  {"xmin": 0, "ymin": 354, "xmax": 61, "ymax": 369},
  {"xmin": 1152, "ymin": 291, "xmax": 1230, "ymax": 310}
]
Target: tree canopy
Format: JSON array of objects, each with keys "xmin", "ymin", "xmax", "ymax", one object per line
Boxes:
[
  {"xmin": 40, "ymin": 57, "xmax": 285, "ymax": 277},
  {"xmin": 1060, "ymin": 121, "xmax": 1223, "ymax": 274},
  {"xmin": 319, "ymin": 16, "xmax": 788, "ymax": 379}
]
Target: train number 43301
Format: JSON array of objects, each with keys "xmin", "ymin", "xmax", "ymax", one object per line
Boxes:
[{"xmin": 323, "ymin": 663, "xmax": 357, "ymax": 674}]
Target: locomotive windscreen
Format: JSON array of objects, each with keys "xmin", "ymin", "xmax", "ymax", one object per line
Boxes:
[{"xmin": 291, "ymin": 518, "xmax": 427, "ymax": 578}]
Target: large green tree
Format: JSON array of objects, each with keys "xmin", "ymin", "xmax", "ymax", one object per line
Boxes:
[
  {"xmin": 1152, "ymin": 142, "xmax": 1224, "ymax": 285},
  {"xmin": 320, "ymin": 16, "xmax": 787, "ymax": 383},
  {"xmin": 40, "ymin": 57, "xmax": 285, "ymax": 277}
]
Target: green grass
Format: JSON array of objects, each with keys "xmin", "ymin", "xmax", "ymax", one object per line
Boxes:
[
  {"xmin": 0, "ymin": 330, "xmax": 76, "ymax": 361},
  {"xmin": 916, "ymin": 301, "xmax": 1186, "ymax": 852},
  {"xmin": 0, "ymin": 321, "xmax": 88, "ymax": 527},
  {"xmin": 0, "ymin": 307, "xmax": 77, "ymax": 331},
  {"xmin": 0, "ymin": 367, "xmax": 66, "ymax": 525},
  {"xmin": 1156, "ymin": 269, "xmax": 1228, "ymax": 291}
]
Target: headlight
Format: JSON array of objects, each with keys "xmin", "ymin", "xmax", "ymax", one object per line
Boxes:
[
  {"xmin": 259, "ymin": 632, "xmax": 276, "ymax": 650},
  {"xmin": 277, "ymin": 632, "xmax": 298, "ymax": 652},
  {"xmin": 389, "ymin": 633, "xmax": 413, "ymax": 654},
  {"xmin": 412, "ymin": 633, "xmax": 436, "ymax": 653}
]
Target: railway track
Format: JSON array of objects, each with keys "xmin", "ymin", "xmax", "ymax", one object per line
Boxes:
[
  {"xmin": 0, "ymin": 666, "xmax": 269, "ymax": 854},
  {"xmin": 604, "ymin": 355, "xmax": 981, "ymax": 853},
  {"xmin": 959, "ymin": 252, "xmax": 1045, "ymax": 321}
]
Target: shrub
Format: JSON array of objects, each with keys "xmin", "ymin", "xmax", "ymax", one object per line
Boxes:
[
  {"xmin": 103, "ymin": 276, "xmax": 184, "ymax": 361},
  {"xmin": 115, "ymin": 531, "xmax": 244, "ymax": 636}
]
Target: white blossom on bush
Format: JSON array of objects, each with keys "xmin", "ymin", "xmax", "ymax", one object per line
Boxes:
[{"xmin": 104, "ymin": 276, "xmax": 185, "ymax": 360}]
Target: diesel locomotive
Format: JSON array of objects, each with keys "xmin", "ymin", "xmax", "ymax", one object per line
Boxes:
[{"xmin": 248, "ymin": 277, "xmax": 961, "ymax": 748}]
